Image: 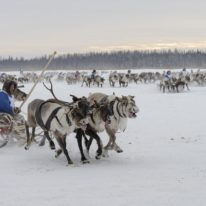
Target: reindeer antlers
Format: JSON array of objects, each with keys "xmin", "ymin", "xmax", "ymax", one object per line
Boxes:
[
  {"xmin": 43, "ymin": 78, "xmax": 60, "ymax": 101},
  {"xmin": 43, "ymin": 78, "xmax": 71, "ymax": 107}
]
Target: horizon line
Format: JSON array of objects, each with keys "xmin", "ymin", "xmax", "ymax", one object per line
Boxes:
[{"xmin": 1, "ymin": 47, "xmax": 206, "ymax": 60}]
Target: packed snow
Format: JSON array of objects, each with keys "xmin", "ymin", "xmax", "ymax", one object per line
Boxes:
[{"xmin": 0, "ymin": 70, "xmax": 206, "ymax": 206}]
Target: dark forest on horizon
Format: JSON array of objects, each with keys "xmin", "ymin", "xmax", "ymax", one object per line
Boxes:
[{"xmin": 0, "ymin": 49, "xmax": 206, "ymax": 71}]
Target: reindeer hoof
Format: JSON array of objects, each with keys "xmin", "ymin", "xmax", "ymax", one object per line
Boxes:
[
  {"xmin": 116, "ymin": 149, "xmax": 123, "ymax": 153},
  {"xmin": 50, "ymin": 145, "xmax": 55, "ymax": 150},
  {"xmin": 49, "ymin": 142, "xmax": 56, "ymax": 150},
  {"xmin": 95, "ymin": 150, "xmax": 102, "ymax": 159},
  {"xmin": 95, "ymin": 155, "xmax": 101, "ymax": 160},
  {"xmin": 82, "ymin": 159, "xmax": 90, "ymax": 164},
  {"xmin": 102, "ymin": 150, "xmax": 109, "ymax": 157},
  {"xmin": 55, "ymin": 149, "xmax": 62, "ymax": 158},
  {"xmin": 68, "ymin": 161, "xmax": 73, "ymax": 165},
  {"xmin": 38, "ymin": 141, "xmax": 45, "ymax": 147}
]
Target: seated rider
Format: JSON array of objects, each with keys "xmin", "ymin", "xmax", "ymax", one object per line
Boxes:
[
  {"xmin": 0, "ymin": 80, "xmax": 20, "ymax": 115},
  {"xmin": 182, "ymin": 68, "xmax": 188, "ymax": 77},
  {"xmin": 91, "ymin": 69, "xmax": 96, "ymax": 80},
  {"xmin": 164, "ymin": 70, "xmax": 172, "ymax": 81},
  {"xmin": 0, "ymin": 79, "xmax": 26, "ymax": 142}
]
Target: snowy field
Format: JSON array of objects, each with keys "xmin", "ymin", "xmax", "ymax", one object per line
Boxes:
[{"xmin": 0, "ymin": 71, "xmax": 206, "ymax": 206}]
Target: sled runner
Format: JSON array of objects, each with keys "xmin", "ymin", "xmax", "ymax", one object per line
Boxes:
[{"xmin": 0, "ymin": 113, "xmax": 13, "ymax": 148}]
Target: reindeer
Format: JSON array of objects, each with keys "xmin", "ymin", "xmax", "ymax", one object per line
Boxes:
[
  {"xmin": 93, "ymin": 75, "xmax": 105, "ymax": 87},
  {"xmin": 79, "ymin": 93, "xmax": 139, "ymax": 156},
  {"xmin": 109, "ymin": 72, "xmax": 119, "ymax": 87},
  {"xmin": 25, "ymin": 80, "xmax": 91, "ymax": 164},
  {"xmin": 81, "ymin": 75, "xmax": 92, "ymax": 87},
  {"xmin": 13, "ymin": 87, "xmax": 27, "ymax": 101},
  {"xmin": 160, "ymin": 76, "xmax": 190, "ymax": 93},
  {"xmin": 119, "ymin": 74, "xmax": 129, "ymax": 87}
]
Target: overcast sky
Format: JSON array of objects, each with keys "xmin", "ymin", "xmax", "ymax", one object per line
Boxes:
[{"xmin": 0, "ymin": 0, "xmax": 206, "ymax": 58}]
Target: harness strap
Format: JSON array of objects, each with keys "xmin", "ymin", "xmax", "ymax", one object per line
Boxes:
[
  {"xmin": 121, "ymin": 104, "xmax": 127, "ymax": 118},
  {"xmin": 35, "ymin": 102, "xmax": 47, "ymax": 130},
  {"xmin": 66, "ymin": 113, "xmax": 72, "ymax": 126},
  {"xmin": 112, "ymin": 102, "xmax": 118, "ymax": 120},
  {"xmin": 90, "ymin": 113, "xmax": 95, "ymax": 124},
  {"xmin": 111, "ymin": 101, "xmax": 117, "ymax": 120},
  {"xmin": 35, "ymin": 101, "xmax": 62, "ymax": 131},
  {"xmin": 45, "ymin": 107, "xmax": 62, "ymax": 130},
  {"xmin": 116, "ymin": 102, "xmax": 124, "ymax": 118}
]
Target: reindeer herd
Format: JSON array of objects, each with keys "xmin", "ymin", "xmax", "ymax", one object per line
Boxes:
[{"xmin": 1, "ymin": 69, "xmax": 206, "ymax": 91}]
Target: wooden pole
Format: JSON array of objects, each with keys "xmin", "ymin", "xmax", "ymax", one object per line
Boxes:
[{"xmin": 19, "ymin": 51, "xmax": 57, "ymax": 109}]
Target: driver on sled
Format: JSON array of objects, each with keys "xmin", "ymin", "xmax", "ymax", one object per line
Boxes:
[
  {"xmin": 0, "ymin": 80, "xmax": 26, "ymax": 143},
  {"xmin": 164, "ymin": 70, "xmax": 172, "ymax": 81}
]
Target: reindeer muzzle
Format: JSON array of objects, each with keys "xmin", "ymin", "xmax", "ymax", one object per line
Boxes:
[
  {"xmin": 105, "ymin": 116, "xmax": 112, "ymax": 124},
  {"xmin": 129, "ymin": 112, "xmax": 137, "ymax": 118},
  {"xmin": 78, "ymin": 118, "xmax": 88, "ymax": 131}
]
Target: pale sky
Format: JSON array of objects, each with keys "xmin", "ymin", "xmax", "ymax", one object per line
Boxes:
[{"xmin": 0, "ymin": 0, "xmax": 206, "ymax": 58}]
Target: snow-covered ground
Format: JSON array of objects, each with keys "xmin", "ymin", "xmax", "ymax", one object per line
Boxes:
[{"xmin": 0, "ymin": 72, "xmax": 206, "ymax": 206}]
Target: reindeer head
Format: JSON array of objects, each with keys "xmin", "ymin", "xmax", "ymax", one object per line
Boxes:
[
  {"xmin": 13, "ymin": 88, "xmax": 27, "ymax": 101},
  {"xmin": 70, "ymin": 95, "xmax": 92, "ymax": 130},
  {"xmin": 117, "ymin": 95, "xmax": 139, "ymax": 118},
  {"xmin": 70, "ymin": 95, "xmax": 92, "ymax": 116}
]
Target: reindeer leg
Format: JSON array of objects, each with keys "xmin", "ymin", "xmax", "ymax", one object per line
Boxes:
[
  {"xmin": 82, "ymin": 133, "xmax": 89, "ymax": 150},
  {"xmin": 31, "ymin": 127, "xmax": 36, "ymax": 142},
  {"xmin": 44, "ymin": 131, "xmax": 55, "ymax": 150},
  {"xmin": 38, "ymin": 135, "xmax": 46, "ymax": 146},
  {"xmin": 83, "ymin": 125, "xmax": 94, "ymax": 151},
  {"xmin": 102, "ymin": 126, "xmax": 114, "ymax": 157},
  {"xmin": 55, "ymin": 134, "xmax": 73, "ymax": 165},
  {"xmin": 25, "ymin": 122, "xmax": 31, "ymax": 150},
  {"xmin": 55, "ymin": 149, "xmax": 62, "ymax": 158},
  {"xmin": 105, "ymin": 125, "xmax": 123, "ymax": 153},
  {"xmin": 85, "ymin": 136, "xmax": 93, "ymax": 152},
  {"xmin": 75, "ymin": 129, "xmax": 89, "ymax": 163},
  {"xmin": 62, "ymin": 135, "xmax": 73, "ymax": 165},
  {"xmin": 176, "ymin": 85, "xmax": 179, "ymax": 92},
  {"xmin": 112, "ymin": 142, "xmax": 123, "ymax": 153},
  {"xmin": 104, "ymin": 126, "xmax": 115, "ymax": 149},
  {"xmin": 85, "ymin": 128, "xmax": 103, "ymax": 160}
]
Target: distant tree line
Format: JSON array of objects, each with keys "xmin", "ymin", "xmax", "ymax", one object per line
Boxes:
[{"xmin": 0, "ymin": 49, "xmax": 206, "ymax": 71}]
